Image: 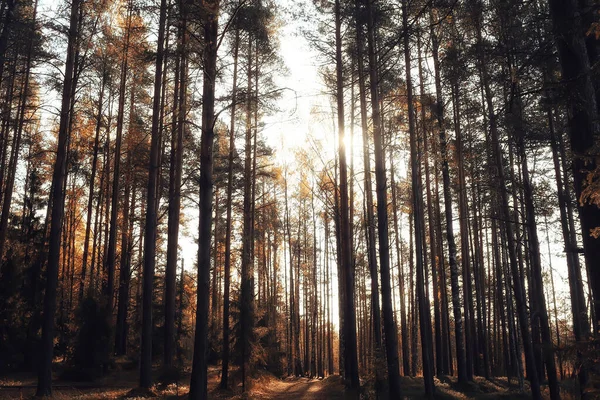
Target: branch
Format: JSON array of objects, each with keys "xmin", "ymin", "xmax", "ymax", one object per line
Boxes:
[{"xmin": 216, "ymin": 0, "xmax": 248, "ymax": 52}]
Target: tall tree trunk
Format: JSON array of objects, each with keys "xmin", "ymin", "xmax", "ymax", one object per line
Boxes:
[
  {"xmin": 220, "ymin": 26, "xmax": 239, "ymax": 390},
  {"xmin": 335, "ymin": 0, "xmax": 359, "ymax": 390},
  {"xmin": 115, "ymin": 153, "xmax": 132, "ymax": 356},
  {"xmin": 472, "ymin": 5, "xmax": 541, "ymax": 397},
  {"xmin": 364, "ymin": 0, "xmax": 402, "ymax": 395},
  {"xmin": 164, "ymin": 8, "xmax": 186, "ymax": 368},
  {"xmin": 403, "ymin": 0, "xmax": 434, "ymax": 395},
  {"xmin": 0, "ymin": 0, "xmax": 15, "ymax": 86},
  {"xmin": 189, "ymin": 2, "xmax": 218, "ymax": 398},
  {"xmin": 36, "ymin": 0, "xmax": 81, "ymax": 394},
  {"xmin": 511, "ymin": 85, "xmax": 560, "ymax": 399},
  {"xmin": 429, "ymin": 9, "xmax": 468, "ymax": 384},
  {"xmin": 79, "ymin": 68, "xmax": 106, "ymax": 302},
  {"xmin": 354, "ymin": 1, "xmax": 382, "ymax": 384},
  {"xmin": 106, "ymin": 5, "xmax": 132, "ymax": 315},
  {"xmin": 239, "ymin": 31, "xmax": 255, "ymax": 391},
  {"xmin": 0, "ymin": 0, "xmax": 37, "ymax": 261},
  {"xmin": 549, "ymin": 108, "xmax": 590, "ymax": 394},
  {"xmin": 416, "ymin": 30, "xmax": 442, "ymax": 378},
  {"xmin": 139, "ymin": 0, "xmax": 167, "ymax": 388},
  {"xmin": 547, "ymin": 0, "xmax": 600, "ymax": 341}
]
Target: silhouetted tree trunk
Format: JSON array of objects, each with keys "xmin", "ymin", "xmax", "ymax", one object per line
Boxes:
[
  {"xmin": 391, "ymin": 153, "xmax": 410, "ymax": 377},
  {"xmin": 105, "ymin": 5, "xmax": 132, "ymax": 316},
  {"xmin": 79, "ymin": 68, "xmax": 106, "ymax": 301},
  {"xmin": 220, "ymin": 26, "xmax": 239, "ymax": 390},
  {"xmin": 354, "ymin": 0, "xmax": 382, "ymax": 384},
  {"xmin": 403, "ymin": 0, "xmax": 434, "ymax": 395},
  {"xmin": 428, "ymin": 9, "xmax": 468, "ymax": 384},
  {"xmin": 472, "ymin": 4, "xmax": 541, "ymax": 397},
  {"xmin": 140, "ymin": 0, "xmax": 167, "ymax": 389},
  {"xmin": 0, "ymin": 0, "xmax": 15, "ymax": 85},
  {"xmin": 365, "ymin": 0, "xmax": 402, "ymax": 395},
  {"xmin": 548, "ymin": 0, "xmax": 600, "ymax": 341},
  {"xmin": 115, "ymin": 152, "xmax": 132, "ymax": 356},
  {"xmin": 335, "ymin": 0, "xmax": 359, "ymax": 390},
  {"xmin": 511, "ymin": 82, "xmax": 560, "ymax": 399},
  {"xmin": 240, "ymin": 29, "xmax": 255, "ymax": 391},
  {"xmin": 165, "ymin": 6, "xmax": 186, "ymax": 368},
  {"xmin": 36, "ymin": 0, "xmax": 81, "ymax": 394},
  {"xmin": 189, "ymin": 2, "xmax": 218, "ymax": 398},
  {"xmin": 549, "ymin": 108, "xmax": 590, "ymax": 393}
]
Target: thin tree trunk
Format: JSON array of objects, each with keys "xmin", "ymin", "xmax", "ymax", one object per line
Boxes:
[
  {"xmin": 115, "ymin": 152, "xmax": 132, "ymax": 356},
  {"xmin": 366, "ymin": 0, "xmax": 403, "ymax": 394},
  {"xmin": 106, "ymin": 5, "xmax": 132, "ymax": 315},
  {"xmin": 354, "ymin": 1, "xmax": 382, "ymax": 384},
  {"xmin": 165, "ymin": 10, "xmax": 187, "ymax": 367},
  {"xmin": 335, "ymin": 0, "xmax": 359, "ymax": 390},
  {"xmin": 473, "ymin": 7, "xmax": 541, "ymax": 397},
  {"xmin": 79, "ymin": 69, "xmax": 106, "ymax": 302},
  {"xmin": 403, "ymin": 0, "xmax": 434, "ymax": 394},
  {"xmin": 139, "ymin": 0, "xmax": 167, "ymax": 388},
  {"xmin": 239, "ymin": 31, "xmax": 255, "ymax": 391},
  {"xmin": 429, "ymin": 9, "xmax": 468, "ymax": 384},
  {"xmin": 220, "ymin": 26, "xmax": 239, "ymax": 389},
  {"xmin": 548, "ymin": 0, "xmax": 600, "ymax": 345},
  {"xmin": 549, "ymin": 108, "xmax": 590, "ymax": 393},
  {"xmin": 391, "ymin": 153, "xmax": 410, "ymax": 376}
]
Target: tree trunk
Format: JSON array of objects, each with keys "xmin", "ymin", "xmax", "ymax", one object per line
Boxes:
[
  {"xmin": 239, "ymin": 30, "xmax": 255, "ymax": 391},
  {"xmin": 429, "ymin": 9, "xmax": 469, "ymax": 384},
  {"xmin": 335, "ymin": 0, "xmax": 359, "ymax": 390},
  {"xmin": 354, "ymin": 0, "xmax": 382, "ymax": 382},
  {"xmin": 364, "ymin": 0, "xmax": 402, "ymax": 395},
  {"xmin": 390, "ymin": 155, "xmax": 410, "ymax": 377},
  {"xmin": 511, "ymin": 85, "xmax": 560, "ymax": 399},
  {"xmin": 220, "ymin": 26, "xmax": 239, "ymax": 389},
  {"xmin": 549, "ymin": 108, "xmax": 590, "ymax": 393},
  {"xmin": 36, "ymin": 0, "xmax": 80, "ymax": 394},
  {"xmin": 115, "ymin": 153, "xmax": 132, "ymax": 356},
  {"xmin": 79, "ymin": 68, "xmax": 106, "ymax": 301},
  {"xmin": 106, "ymin": 5, "xmax": 132, "ymax": 316},
  {"xmin": 189, "ymin": 2, "xmax": 218, "ymax": 398},
  {"xmin": 139, "ymin": 0, "xmax": 167, "ymax": 388},
  {"xmin": 403, "ymin": 0, "xmax": 434, "ymax": 394},
  {"xmin": 165, "ymin": 9, "xmax": 186, "ymax": 368},
  {"xmin": 473, "ymin": 7, "xmax": 541, "ymax": 397},
  {"xmin": 548, "ymin": 0, "xmax": 600, "ymax": 341}
]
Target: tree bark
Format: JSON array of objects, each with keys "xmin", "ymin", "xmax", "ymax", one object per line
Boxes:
[
  {"xmin": 106, "ymin": 5, "xmax": 132, "ymax": 316},
  {"xmin": 36, "ymin": 0, "xmax": 81, "ymax": 394},
  {"xmin": 547, "ymin": 0, "xmax": 600, "ymax": 339},
  {"xmin": 79, "ymin": 68, "xmax": 106, "ymax": 301},
  {"xmin": 164, "ymin": 7, "xmax": 186, "ymax": 368},
  {"xmin": 403, "ymin": 0, "xmax": 434, "ymax": 394},
  {"xmin": 335, "ymin": 0, "xmax": 359, "ymax": 390},
  {"xmin": 139, "ymin": 0, "xmax": 167, "ymax": 388},
  {"xmin": 189, "ymin": 2, "xmax": 218, "ymax": 398},
  {"xmin": 220, "ymin": 26, "xmax": 239, "ymax": 389},
  {"xmin": 354, "ymin": 0, "xmax": 382, "ymax": 381}
]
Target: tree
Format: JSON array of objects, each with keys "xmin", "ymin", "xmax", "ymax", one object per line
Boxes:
[
  {"xmin": 189, "ymin": 1, "xmax": 219, "ymax": 398},
  {"xmin": 364, "ymin": 0, "xmax": 402, "ymax": 396},
  {"xmin": 334, "ymin": 0, "xmax": 359, "ymax": 390},
  {"xmin": 139, "ymin": 0, "xmax": 167, "ymax": 389},
  {"xmin": 36, "ymin": 0, "xmax": 81, "ymax": 395}
]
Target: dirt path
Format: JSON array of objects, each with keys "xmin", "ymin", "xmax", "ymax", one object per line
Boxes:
[{"xmin": 250, "ymin": 376, "xmax": 348, "ymax": 400}]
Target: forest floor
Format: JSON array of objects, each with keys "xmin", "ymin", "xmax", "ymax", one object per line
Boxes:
[{"xmin": 0, "ymin": 360, "xmax": 571, "ymax": 399}]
